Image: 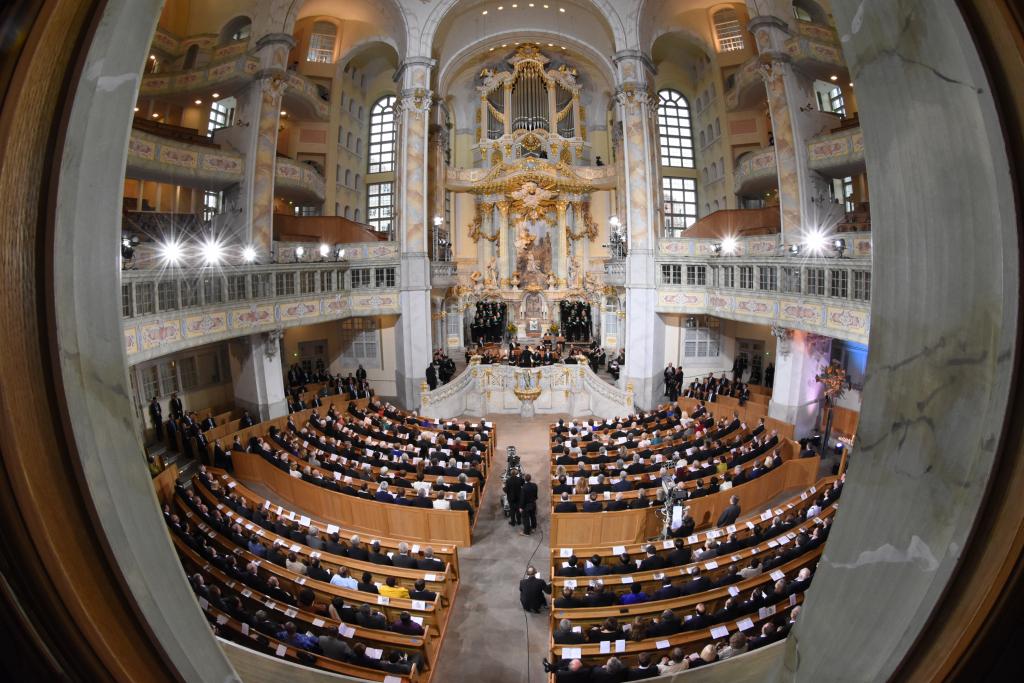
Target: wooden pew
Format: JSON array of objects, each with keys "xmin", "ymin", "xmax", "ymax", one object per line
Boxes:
[
  {"xmin": 549, "ymin": 456, "xmax": 820, "ymax": 546},
  {"xmin": 199, "ymin": 470, "xmax": 461, "ymax": 579},
  {"xmin": 232, "ymin": 451, "xmax": 474, "ymax": 547}
]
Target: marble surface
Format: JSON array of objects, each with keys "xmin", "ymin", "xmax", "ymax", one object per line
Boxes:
[{"xmin": 781, "ymin": 2, "xmax": 1019, "ymax": 681}]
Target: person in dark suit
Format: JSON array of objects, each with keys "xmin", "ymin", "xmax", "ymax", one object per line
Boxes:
[
  {"xmin": 582, "ymin": 493, "xmax": 604, "ymax": 513},
  {"xmin": 169, "ymin": 392, "xmax": 183, "ymax": 419},
  {"xmin": 409, "ymin": 579, "xmax": 436, "ymax": 602},
  {"xmin": 519, "ymin": 566, "xmax": 551, "ymax": 613},
  {"xmin": 504, "ymin": 469, "xmax": 524, "ymax": 528},
  {"xmin": 716, "ymin": 495, "xmax": 741, "ymax": 528},
  {"xmin": 149, "ymin": 397, "xmax": 163, "ymax": 440},
  {"xmin": 553, "ymin": 619, "xmax": 587, "ymax": 644},
  {"xmin": 239, "ymin": 410, "xmax": 254, "ymax": 428},
  {"xmin": 519, "ymin": 473, "xmax": 539, "ymax": 536},
  {"xmin": 392, "ymin": 543, "xmax": 418, "ymax": 569},
  {"xmin": 638, "ymin": 545, "xmax": 666, "ymax": 572},
  {"xmin": 426, "ymin": 364, "xmax": 438, "ymax": 391},
  {"xmin": 200, "ymin": 413, "xmax": 215, "ymax": 432}
]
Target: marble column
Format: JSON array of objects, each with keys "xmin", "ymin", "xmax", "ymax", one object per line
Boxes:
[
  {"xmin": 612, "ymin": 52, "xmax": 663, "ymax": 409},
  {"xmin": 228, "ymin": 33, "xmax": 294, "ymax": 257},
  {"xmin": 393, "ymin": 57, "xmax": 435, "ymax": 409},
  {"xmin": 767, "ymin": 329, "xmax": 831, "ymax": 438},
  {"xmin": 229, "ymin": 332, "xmax": 288, "ymax": 421},
  {"xmin": 496, "ymin": 200, "xmax": 512, "ymax": 284},
  {"xmin": 746, "ymin": 9, "xmax": 833, "ymax": 242},
  {"xmin": 556, "ymin": 200, "xmax": 569, "ymax": 284}
]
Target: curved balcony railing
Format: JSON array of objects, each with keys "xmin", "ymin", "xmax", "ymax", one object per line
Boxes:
[
  {"xmin": 127, "ymin": 129, "xmax": 244, "ymax": 189},
  {"xmin": 430, "ymin": 262, "xmax": 459, "ymax": 287},
  {"xmin": 654, "ymin": 234, "xmax": 872, "ymax": 342},
  {"xmin": 603, "ymin": 259, "xmax": 625, "ymax": 286},
  {"xmin": 808, "ymin": 125, "xmax": 865, "ymax": 177},
  {"xmin": 275, "ymin": 157, "xmax": 326, "ymax": 202},
  {"xmin": 121, "ymin": 258, "xmax": 401, "ymax": 362},
  {"xmin": 733, "ymin": 146, "xmax": 778, "ymax": 196}
]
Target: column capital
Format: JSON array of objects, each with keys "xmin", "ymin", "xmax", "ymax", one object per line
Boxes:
[
  {"xmin": 496, "ymin": 200, "xmax": 511, "ymax": 216},
  {"xmin": 614, "ymin": 84, "xmax": 652, "ymax": 113},
  {"xmin": 395, "ymin": 56, "xmax": 436, "ymax": 89},
  {"xmin": 398, "ymin": 88, "xmax": 433, "ymax": 115}
]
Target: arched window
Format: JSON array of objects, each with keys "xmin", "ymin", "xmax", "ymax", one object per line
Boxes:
[
  {"xmin": 344, "ymin": 205, "xmax": 352, "ymax": 219},
  {"xmin": 713, "ymin": 9, "xmax": 745, "ymax": 52},
  {"xmin": 656, "ymin": 89, "xmax": 693, "ymax": 168},
  {"xmin": 344, "ymin": 169, "xmax": 351, "ymax": 186},
  {"xmin": 714, "ymin": 118, "xmax": 721, "ymax": 137},
  {"xmin": 702, "ymin": 167, "xmax": 709, "ymax": 183},
  {"xmin": 354, "ymin": 208, "xmax": 361, "ymax": 221},
  {"xmin": 219, "ymin": 16, "xmax": 251, "ymax": 45},
  {"xmin": 713, "ymin": 200, "xmax": 720, "ymax": 211},
  {"xmin": 356, "ymin": 138, "xmax": 362, "ymax": 154},
  {"xmin": 792, "ymin": 0, "xmax": 828, "ymax": 24},
  {"xmin": 354, "ymin": 174, "xmax": 361, "ymax": 190},
  {"xmin": 710, "ymin": 161, "xmax": 718, "ymax": 178},
  {"xmin": 699, "ymin": 130, "xmax": 706, "ymax": 147},
  {"xmin": 358, "ymin": 106, "xmax": 364, "ymax": 120},
  {"xmin": 307, "ymin": 21, "xmax": 336, "ymax": 63},
  {"xmin": 368, "ymin": 96, "xmax": 396, "ymax": 173},
  {"xmin": 719, "ymin": 156, "xmax": 725, "ymax": 177},
  {"xmin": 346, "ymin": 132, "xmax": 353, "ymax": 148}
]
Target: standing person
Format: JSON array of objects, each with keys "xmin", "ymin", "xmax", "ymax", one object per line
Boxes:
[
  {"xmin": 355, "ymin": 364, "xmax": 367, "ymax": 382},
  {"xmin": 519, "ymin": 473, "xmax": 539, "ymax": 536},
  {"xmin": 169, "ymin": 392, "xmax": 183, "ymax": 420},
  {"xmin": 765, "ymin": 362, "xmax": 775, "ymax": 389},
  {"xmin": 518, "ymin": 566, "xmax": 551, "ymax": 613},
  {"xmin": 149, "ymin": 396, "xmax": 163, "ymax": 440},
  {"xmin": 504, "ymin": 467, "xmax": 524, "ymax": 528},
  {"xmin": 425, "ymin": 363, "xmax": 438, "ymax": 391}
]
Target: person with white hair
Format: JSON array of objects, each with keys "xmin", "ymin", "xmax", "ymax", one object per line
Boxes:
[
  {"xmin": 431, "ymin": 490, "xmax": 450, "ymax": 510},
  {"xmin": 450, "ymin": 489, "xmax": 474, "ymax": 521}
]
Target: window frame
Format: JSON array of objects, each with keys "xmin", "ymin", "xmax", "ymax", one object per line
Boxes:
[
  {"xmin": 366, "ymin": 181, "xmax": 394, "ymax": 236},
  {"xmin": 368, "ymin": 96, "xmax": 396, "ymax": 174},
  {"xmin": 662, "ymin": 176, "xmax": 698, "ymax": 237},
  {"xmin": 656, "ymin": 89, "xmax": 694, "ymax": 169}
]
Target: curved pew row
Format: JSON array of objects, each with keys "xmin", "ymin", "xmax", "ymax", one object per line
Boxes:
[
  {"xmin": 195, "ymin": 469, "xmax": 460, "ymax": 579},
  {"xmin": 549, "ymin": 456, "xmax": 820, "ymax": 547},
  {"xmin": 232, "ymin": 450, "xmax": 476, "ymax": 547},
  {"xmin": 191, "ymin": 474, "xmax": 457, "ymax": 600},
  {"xmin": 173, "ymin": 535, "xmax": 430, "ymax": 680}
]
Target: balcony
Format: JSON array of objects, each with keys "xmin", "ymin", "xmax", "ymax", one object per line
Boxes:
[
  {"xmin": 275, "ymin": 157, "xmax": 326, "ymax": 203},
  {"xmin": 430, "ymin": 262, "xmax": 459, "ymax": 288},
  {"xmin": 733, "ymin": 146, "xmax": 778, "ymax": 196},
  {"xmin": 808, "ymin": 124, "xmax": 865, "ymax": 178},
  {"xmin": 121, "ymin": 257, "xmax": 401, "ymax": 362},
  {"xmin": 654, "ymin": 233, "xmax": 872, "ymax": 342},
  {"xmin": 126, "ymin": 126, "xmax": 244, "ymax": 190},
  {"xmin": 602, "ymin": 259, "xmax": 625, "ymax": 286}
]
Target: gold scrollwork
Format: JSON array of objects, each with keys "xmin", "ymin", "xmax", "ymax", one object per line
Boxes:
[
  {"xmin": 567, "ymin": 201, "xmax": 599, "ymax": 240},
  {"xmin": 468, "ymin": 202, "xmax": 499, "ymax": 242}
]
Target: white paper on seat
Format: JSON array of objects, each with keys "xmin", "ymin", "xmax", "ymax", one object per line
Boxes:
[
  {"xmin": 621, "ymin": 576, "xmax": 634, "ymax": 584},
  {"xmin": 565, "ymin": 580, "xmax": 577, "ymax": 589},
  {"xmin": 770, "ymin": 570, "xmax": 786, "ymax": 581},
  {"xmin": 710, "ymin": 625, "xmax": 729, "ymax": 639},
  {"xmin": 312, "ymin": 619, "xmax": 325, "ymax": 627},
  {"xmin": 424, "ymin": 573, "xmax": 437, "ymax": 582},
  {"xmin": 704, "ymin": 561, "xmax": 718, "ymax": 570},
  {"xmin": 612, "ymin": 545, "xmax": 626, "ymax": 555},
  {"xmin": 728, "ymin": 586, "xmax": 740, "ymax": 597},
  {"xmin": 412, "ymin": 600, "xmax": 427, "ymax": 610},
  {"xmin": 339, "ymin": 625, "xmax": 355, "ymax": 638},
  {"xmin": 377, "ymin": 595, "xmax": 390, "ymax": 605},
  {"xmin": 275, "ymin": 644, "xmax": 287, "ymax": 657},
  {"xmin": 615, "ymin": 639, "xmax": 626, "ymax": 653},
  {"xmin": 365, "ymin": 647, "xmax": 383, "ymax": 660},
  {"xmin": 600, "ymin": 641, "xmax": 611, "ymax": 654},
  {"xmin": 736, "ymin": 618, "xmax": 755, "ymax": 631},
  {"xmin": 240, "ymin": 623, "xmax": 249, "ymax": 635},
  {"xmin": 560, "ymin": 547, "xmax": 573, "ymax": 557},
  {"xmin": 561, "ymin": 648, "xmax": 582, "ymax": 659},
  {"xmin": 656, "ymin": 640, "xmax": 670, "ymax": 650}
]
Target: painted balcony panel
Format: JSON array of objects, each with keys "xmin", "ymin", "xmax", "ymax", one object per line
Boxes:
[
  {"xmin": 808, "ymin": 125, "xmax": 866, "ymax": 177},
  {"xmin": 126, "ymin": 129, "xmax": 244, "ymax": 190},
  {"xmin": 733, "ymin": 146, "xmax": 778, "ymax": 196}
]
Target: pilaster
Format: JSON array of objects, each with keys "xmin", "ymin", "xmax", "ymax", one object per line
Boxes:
[
  {"xmin": 229, "ymin": 332, "xmax": 287, "ymax": 421},
  {"xmin": 767, "ymin": 328, "xmax": 832, "ymax": 438}
]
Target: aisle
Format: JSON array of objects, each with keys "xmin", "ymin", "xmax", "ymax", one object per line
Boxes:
[{"xmin": 431, "ymin": 414, "xmax": 561, "ymax": 683}]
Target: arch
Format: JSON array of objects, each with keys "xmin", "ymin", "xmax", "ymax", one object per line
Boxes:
[
  {"xmin": 656, "ymin": 89, "xmax": 694, "ymax": 168},
  {"xmin": 354, "ymin": 208, "xmax": 361, "ymax": 221},
  {"xmin": 367, "ymin": 95, "xmax": 396, "ymax": 173},
  {"xmin": 714, "ymin": 118, "xmax": 721, "ymax": 137},
  {"xmin": 218, "ymin": 15, "xmax": 251, "ymax": 45},
  {"xmin": 344, "ymin": 205, "xmax": 352, "ymax": 219},
  {"xmin": 358, "ymin": 105, "xmax": 364, "ymax": 120},
  {"xmin": 793, "ymin": 0, "xmax": 829, "ymax": 24},
  {"xmin": 344, "ymin": 169, "xmax": 351, "ymax": 186},
  {"xmin": 710, "ymin": 161, "xmax": 718, "ymax": 178},
  {"xmin": 182, "ymin": 44, "xmax": 199, "ymax": 70},
  {"xmin": 354, "ymin": 173, "xmax": 361, "ymax": 190},
  {"xmin": 712, "ymin": 199, "xmax": 720, "ymax": 211},
  {"xmin": 699, "ymin": 129, "xmax": 706, "ymax": 147},
  {"xmin": 355, "ymin": 138, "xmax": 362, "ymax": 154},
  {"xmin": 346, "ymin": 131, "xmax": 353, "ymax": 148}
]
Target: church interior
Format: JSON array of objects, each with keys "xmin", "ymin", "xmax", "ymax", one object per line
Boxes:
[{"xmin": 0, "ymin": 1, "xmax": 1023, "ymax": 682}]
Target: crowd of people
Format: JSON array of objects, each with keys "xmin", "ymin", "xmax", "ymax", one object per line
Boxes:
[
  {"xmin": 469, "ymin": 300, "xmax": 507, "ymax": 344},
  {"xmin": 559, "ymin": 300, "xmax": 593, "ymax": 342},
  {"xmin": 426, "ymin": 349, "xmax": 457, "ymax": 390},
  {"xmin": 680, "ymin": 371, "xmax": 752, "ymax": 405}
]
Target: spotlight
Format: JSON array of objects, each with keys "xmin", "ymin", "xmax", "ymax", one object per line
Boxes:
[
  {"xmin": 319, "ymin": 243, "xmax": 330, "ymax": 258},
  {"xmin": 194, "ymin": 99, "xmax": 202, "ymax": 105},
  {"xmin": 133, "ymin": 107, "xmax": 139, "ymax": 112},
  {"xmin": 280, "ymin": 110, "xmax": 287, "ymax": 116},
  {"xmin": 200, "ymin": 238, "xmax": 224, "ymax": 265},
  {"xmin": 242, "ymin": 246, "xmax": 257, "ymax": 263},
  {"xmin": 609, "ymin": 216, "xmax": 621, "ymax": 228},
  {"xmin": 159, "ymin": 239, "xmax": 183, "ymax": 266},
  {"xmin": 336, "ymin": 247, "xmax": 346, "ymax": 260},
  {"xmin": 152, "ymin": 113, "xmax": 160, "ymax": 118},
  {"xmin": 295, "ymin": 246, "xmax": 305, "ymax": 260},
  {"xmin": 803, "ymin": 230, "xmax": 827, "ymax": 254},
  {"xmin": 212, "ymin": 92, "xmax": 220, "ymax": 98},
  {"xmin": 832, "ymin": 238, "xmax": 847, "ymax": 257},
  {"xmin": 788, "ymin": 244, "xmax": 802, "ymax": 255},
  {"xmin": 721, "ymin": 236, "xmax": 738, "ymax": 255},
  {"xmin": 433, "ymin": 215, "xmax": 443, "ymax": 227},
  {"xmin": 829, "ymin": 75, "xmax": 838, "ymax": 81},
  {"xmin": 711, "ymin": 243, "xmax": 723, "ymax": 254},
  {"xmin": 121, "ymin": 238, "xmax": 135, "ymax": 261}
]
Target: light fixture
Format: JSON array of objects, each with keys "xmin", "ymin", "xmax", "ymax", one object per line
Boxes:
[
  {"xmin": 803, "ymin": 230, "xmax": 827, "ymax": 254},
  {"xmin": 832, "ymin": 238, "xmax": 847, "ymax": 257},
  {"xmin": 559, "ymin": 6, "xmax": 566, "ymax": 12},
  {"xmin": 194, "ymin": 99, "xmax": 202, "ymax": 105},
  {"xmin": 502, "ymin": 44, "xmax": 508, "ymax": 47},
  {"xmin": 295, "ymin": 246, "xmax": 305, "ymax": 259},
  {"xmin": 829, "ymin": 75, "xmax": 838, "ymax": 81},
  {"xmin": 159, "ymin": 239, "xmax": 183, "ymax": 266},
  {"xmin": 788, "ymin": 244, "xmax": 802, "ymax": 255},
  {"xmin": 242, "ymin": 246, "xmax": 257, "ymax": 263},
  {"xmin": 548, "ymin": 43, "xmax": 554, "ymax": 47},
  {"xmin": 280, "ymin": 110, "xmax": 287, "ymax": 116},
  {"xmin": 849, "ymin": 82, "xmax": 854, "ymax": 87},
  {"xmin": 711, "ymin": 243, "xmax": 723, "ymax": 254},
  {"xmin": 152, "ymin": 113, "xmax": 160, "ymax": 118},
  {"xmin": 482, "ymin": 9, "xmax": 488, "ymax": 14},
  {"xmin": 609, "ymin": 216, "xmax": 621, "ymax": 228},
  {"xmin": 336, "ymin": 247, "xmax": 346, "ymax": 260},
  {"xmin": 200, "ymin": 238, "xmax": 224, "ymax": 265},
  {"xmin": 512, "ymin": 3, "xmax": 518, "ymax": 7},
  {"xmin": 529, "ymin": 2, "xmax": 535, "ymax": 5},
  {"xmin": 133, "ymin": 107, "xmax": 139, "ymax": 112},
  {"xmin": 721, "ymin": 236, "xmax": 738, "ymax": 255},
  {"xmin": 319, "ymin": 243, "xmax": 330, "ymax": 258},
  {"xmin": 149, "ymin": 54, "xmax": 156, "ymax": 60},
  {"xmin": 497, "ymin": 4, "xmax": 503, "ymax": 9},
  {"xmin": 489, "ymin": 47, "xmax": 495, "ymax": 51},
  {"xmin": 544, "ymin": 3, "xmax": 549, "ymax": 7},
  {"xmin": 433, "ymin": 215, "xmax": 443, "ymax": 227},
  {"xmin": 212, "ymin": 92, "xmax": 220, "ymax": 98}
]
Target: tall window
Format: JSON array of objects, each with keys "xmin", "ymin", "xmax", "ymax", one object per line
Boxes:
[
  {"xmin": 207, "ymin": 98, "xmax": 234, "ymax": 136},
  {"xmin": 656, "ymin": 90, "xmax": 694, "ymax": 168},
  {"xmin": 739, "ymin": 266, "xmax": 754, "ymax": 289},
  {"xmin": 684, "ymin": 319, "xmax": 721, "ymax": 358},
  {"xmin": 368, "ymin": 96, "xmax": 396, "ymax": 173},
  {"xmin": 367, "ymin": 182, "xmax": 393, "ymax": 235},
  {"xmin": 203, "ymin": 190, "xmax": 220, "ymax": 221},
  {"xmin": 307, "ymin": 22, "xmax": 336, "ymax": 63},
  {"xmin": 340, "ymin": 318, "xmax": 380, "ymax": 367},
  {"xmin": 853, "ymin": 270, "xmax": 871, "ymax": 301},
  {"xmin": 759, "ymin": 266, "xmax": 778, "ymax": 291},
  {"xmin": 807, "ymin": 267, "xmax": 826, "ymax": 296},
  {"xmin": 713, "ymin": 9, "xmax": 746, "ymax": 52},
  {"xmin": 829, "ymin": 86, "xmax": 846, "ymax": 116},
  {"xmin": 781, "ymin": 266, "xmax": 802, "ymax": 293},
  {"xmin": 842, "ymin": 176, "xmax": 854, "ymax": 212},
  {"xmin": 661, "ymin": 264, "xmax": 682, "ymax": 285},
  {"xmin": 829, "ymin": 269, "xmax": 849, "ymax": 298},
  {"xmin": 662, "ymin": 177, "xmax": 697, "ymax": 236},
  {"xmin": 686, "ymin": 265, "xmax": 707, "ymax": 286}
]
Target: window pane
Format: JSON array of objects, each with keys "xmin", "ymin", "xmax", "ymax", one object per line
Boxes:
[{"xmin": 656, "ymin": 90, "xmax": 694, "ymax": 168}]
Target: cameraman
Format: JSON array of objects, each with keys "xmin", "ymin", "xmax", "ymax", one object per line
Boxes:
[{"xmin": 504, "ymin": 467, "xmax": 524, "ymax": 528}]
